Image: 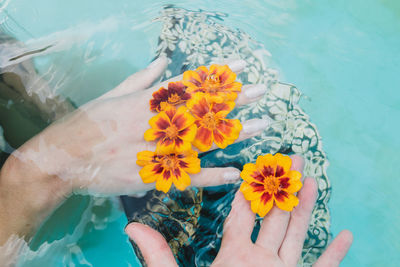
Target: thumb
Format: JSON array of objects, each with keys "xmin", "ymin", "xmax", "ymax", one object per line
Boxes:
[
  {"xmin": 125, "ymin": 222, "xmax": 178, "ymax": 267},
  {"xmin": 101, "ymin": 55, "xmax": 168, "ymax": 99}
]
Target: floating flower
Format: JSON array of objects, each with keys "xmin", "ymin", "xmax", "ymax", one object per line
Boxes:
[
  {"xmin": 182, "ymin": 64, "xmax": 242, "ymax": 103},
  {"xmin": 186, "ymin": 93, "xmax": 242, "ymax": 152},
  {"xmin": 136, "ymin": 149, "xmax": 201, "ymax": 193},
  {"xmin": 150, "ymin": 82, "xmax": 191, "ymax": 112},
  {"xmin": 144, "ymin": 106, "xmax": 197, "ymax": 153},
  {"xmin": 240, "ymin": 153, "xmax": 302, "ymax": 217}
]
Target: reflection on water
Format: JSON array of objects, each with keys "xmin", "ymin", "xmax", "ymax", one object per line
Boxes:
[{"xmin": 1, "ymin": 4, "xmax": 331, "ymax": 267}]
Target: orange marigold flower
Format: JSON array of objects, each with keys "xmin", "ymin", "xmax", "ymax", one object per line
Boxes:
[
  {"xmin": 150, "ymin": 82, "xmax": 191, "ymax": 112},
  {"xmin": 182, "ymin": 64, "xmax": 242, "ymax": 103},
  {"xmin": 144, "ymin": 106, "xmax": 197, "ymax": 153},
  {"xmin": 240, "ymin": 153, "xmax": 303, "ymax": 217},
  {"xmin": 136, "ymin": 149, "xmax": 201, "ymax": 193},
  {"xmin": 186, "ymin": 92, "xmax": 242, "ymax": 152}
]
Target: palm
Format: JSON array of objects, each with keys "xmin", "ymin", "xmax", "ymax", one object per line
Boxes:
[{"xmin": 125, "ymin": 156, "xmax": 353, "ymax": 267}]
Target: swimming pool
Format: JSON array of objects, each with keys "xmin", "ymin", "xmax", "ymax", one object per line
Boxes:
[{"xmin": 1, "ymin": 0, "xmax": 399, "ymax": 266}]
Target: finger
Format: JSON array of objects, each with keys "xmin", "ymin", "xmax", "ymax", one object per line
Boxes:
[
  {"xmin": 201, "ymin": 117, "xmax": 272, "ymax": 152},
  {"xmin": 256, "ymin": 155, "xmax": 304, "ymax": 253},
  {"xmin": 236, "ymin": 84, "xmax": 267, "ymax": 106},
  {"xmin": 190, "ymin": 167, "xmax": 241, "ymax": 187},
  {"xmin": 279, "ymin": 178, "xmax": 318, "ymax": 266},
  {"xmin": 125, "ymin": 222, "xmax": 178, "ymax": 267},
  {"xmin": 101, "ymin": 56, "xmax": 168, "ymax": 99},
  {"xmin": 212, "ymin": 58, "xmax": 247, "ymax": 73},
  {"xmin": 313, "ymin": 230, "xmax": 353, "ymax": 267},
  {"xmin": 221, "ymin": 190, "xmax": 256, "ymax": 245}
]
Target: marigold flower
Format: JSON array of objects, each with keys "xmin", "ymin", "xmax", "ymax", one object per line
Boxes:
[
  {"xmin": 144, "ymin": 106, "xmax": 197, "ymax": 153},
  {"xmin": 240, "ymin": 153, "xmax": 302, "ymax": 217},
  {"xmin": 150, "ymin": 81, "xmax": 191, "ymax": 112},
  {"xmin": 136, "ymin": 149, "xmax": 201, "ymax": 193},
  {"xmin": 182, "ymin": 64, "xmax": 242, "ymax": 103},
  {"xmin": 186, "ymin": 93, "xmax": 242, "ymax": 152}
]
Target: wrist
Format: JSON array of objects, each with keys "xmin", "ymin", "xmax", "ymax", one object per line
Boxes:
[{"xmin": 0, "ymin": 142, "xmax": 72, "ymax": 243}]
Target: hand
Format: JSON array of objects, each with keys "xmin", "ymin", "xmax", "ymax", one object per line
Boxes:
[
  {"xmin": 0, "ymin": 57, "xmax": 270, "ymax": 242},
  {"xmin": 125, "ymin": 156, "xmax": 353, "ymax": 267},
  {"xmin": 12, "ymin": 57, "xmax": 268, "ymax": 196}
]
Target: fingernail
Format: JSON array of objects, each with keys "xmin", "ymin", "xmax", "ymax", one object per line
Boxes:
[
  {"xmin": 223, "ymin": 169, "xmax": 241, "ymax": 183},
  {"xmin": 124, "ymin": 222, "xmax": 139, "ymax": 235},
  {"xmin": 147, "ymin": 55, "xmax": 167, "ymax": 69},
  {"xmin": 244, "ymin": 84, "xmax": 267, "ymax": 99},
  {"xmin": 227, "ymin": 59, "xmax": 247, "ymax": 72},
  {"xmin": 242, "ymin": 118, "xmax": 270, "ymax": 134}
]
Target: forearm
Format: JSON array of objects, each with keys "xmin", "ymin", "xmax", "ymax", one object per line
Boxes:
[{"xmin": 0, "ymin": 136, "xmax": 73, "ymax": 245}]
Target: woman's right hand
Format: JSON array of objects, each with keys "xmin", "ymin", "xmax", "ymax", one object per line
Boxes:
[{"xmin": 125, "ymin": 173, "xmax": 353, "ymax": 267}]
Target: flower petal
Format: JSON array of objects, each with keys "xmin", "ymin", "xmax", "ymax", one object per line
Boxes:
[
  {"xmin": 212, "ymin": 101, "xmax": 235, "ymax": 116},
  {"xmin": 186, "ymin": 93, "xmax": 210, "ymax": 118},
  {"xmin": 150, "ymin": 87, "xmax": 169, "ymax": 111},
  {"xmin": 173, "ymin": 106, "xmax": 195, "ymax": 130},
  {"xmin": 196, "ymin": 66, "xmax": 209, "ymax": 81},
  {"xmin": 216, "ymin": 118, "xmax": 242, "ymax": 139},
  {"xmin": 193, "ymin": 126, "xmax": 213, "ymax": 152},
  {"xmin": 220, "ymin": 67, "xmax": 237, "ymax": 84},
  {"xmin": 183, "ymin": 70, "xmax": 203, "ymax": 88},
  {"xmin": 256, "ymin": 154, "xmax": 277, "ymax": 173},
  {"xmin": 241, "ymin": 163, "xmax": 264, "ymax": 184},
  {"xmin": 172, "ymin": 169, "xmax": 191, "ymax": 191},
  {"xmin": 144, "ymin": 128, "xmax": 162, "ymax": 141},
  {"xmin": 287, "ymin": 170, "xmax": 302, "ymax": 181},
  {"xmin": 156, "ymin": 138, "xmax": 175, "ymax": 153},
  {"xmin": 274, "ymin": 191, "xmax": 299, "ymax": 211},
  {"xmin": 274, "ymin": 153, "xmax": 292, "ymax": 177},
  {"xmin": 179, "ymin": 124, "xmax": 197, "ymax": 142},
  {"xmin": 240, "ymin": 181, "xmax": 263, "ymax": 200},
  {"xmin": 148, "ymin": 111, "xmax": 171, "ymax": 130},
  {"xmin": 139, "ymin": 164, "xmax": 160, "ymax": 183},
  {"xmin": 136, "ymin": 151, "xmax": 156, "ymax": 166},
  {"xmin": 155, "ymin": 172, "xmax": 173, "ymax": 193},
  {"xmin": 251, "ymin": 196, "xmax": 273, "ymax": 217},
  {"xmin": 258, "ymin": 195, "xmax": 274, "ymax": 217},
  {"xmin": 281, "ymin": 177, "xmax": 303, "ymax": 194},
  {"xmin": 172, "ymin": 138, "xmax": 192, "ymax": 153}
]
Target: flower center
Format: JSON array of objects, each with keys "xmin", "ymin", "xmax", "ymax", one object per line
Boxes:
[
  {"xmin": 203, "ymin": 112, "xmax": 218, "ymax": 129},
  {"xmin": 161, "ymin": 155, "xmax": 179, "ymax": 170},
  {"xmin": 204, "ymin": 74, "xmax": 221, "ymax": 93},
  {"xmin": 165, "ymin": 125, "xmax": 179, "ymax": 139},
  {"xmin": 264, "ymin": 177, "xmax": 279, "ymax": 193},
  {"xmin": 168, "ymin": 93, "xmax": 181, "ymax": 104}
]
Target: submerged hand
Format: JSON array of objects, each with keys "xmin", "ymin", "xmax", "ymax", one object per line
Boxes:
[
  {"xmin": 125, "ymin": 156, "xmax": 353, "ymax": 267},
  {"xmin": 10, "ymin": 57, "xmax": 267, "ymax": 196},
  {"xmin": 0, "ymin": 57, "xmax": 269, "ymax": 242}
]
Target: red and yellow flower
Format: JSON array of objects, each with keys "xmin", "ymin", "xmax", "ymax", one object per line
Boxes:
[
  {"xmin": 150, "ymin": 81, "xmax": 191, "ymax": 112},
  {"xmin": 137, "ymin": 149, "xmax": 201, "ymax": 193},
  {"xmin": 186, "ymin": 92, "xmax": 242, "ymax": 152},
  {"xmin": 144, "ymin": 106, "xmax": 197, "ymax": 153},
  {"xmin": 182, "ymin": 64, "xmax": 242, "ymax": 103},
  {"xmin": 240, "ymin": 153, "xmax": 302, "ymax": 217}
]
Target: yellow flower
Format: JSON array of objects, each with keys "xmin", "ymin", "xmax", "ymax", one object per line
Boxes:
[
  {"xmin": 240, "ymin": 153, "xmax": 302, "ymax": 217},
  {"xmin": 144, "ymin": 106, "xmax": 197, "ymax": 153},
  {"xmin": 186, "ymin": 92, "xmax": 242, "ymax": 152},
  {"xmin": 136, "ymin": 149, "xmax": 201, "ymax": 193},
  {"xmin": 182, "ymin": 64, "xmax": 242, "ymax": 103}
]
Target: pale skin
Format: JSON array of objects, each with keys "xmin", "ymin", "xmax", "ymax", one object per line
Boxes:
[
  {"xmin": 0, "ymin": 57, "xmax": 352, "ymax": 266},
  {"xmin": 126, "ymin": 156, "xmax": 353, "ymax": 267}
]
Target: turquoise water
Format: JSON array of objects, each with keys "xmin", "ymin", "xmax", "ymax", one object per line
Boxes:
[{"xmin": 1, "ymin": 0, "xmax": 400, "ymax": 266}]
